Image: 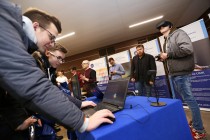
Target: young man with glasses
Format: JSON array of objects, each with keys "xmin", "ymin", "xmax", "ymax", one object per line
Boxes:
[
  {"xmin": 0, "ymin": 1, "xmax": 114, "ymax": 139},
  {"xmin": 39, "ymin": 25, "xmax": 56, "ymax": 45},
  {"xmin": 32, "ymin": 43, "xmax": 67, "ymax": 85},
  {"xmin": 156, "ymin": 20, "xmax": 206, "ymax": 140},
  {"xmin": 33, "ymin": 44, "xmax": 97, "ymax": 139}
]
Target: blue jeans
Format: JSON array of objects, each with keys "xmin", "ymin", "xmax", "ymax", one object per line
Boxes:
[
  {"xmin": 169, "ymin": 76, "xmax": 176, "ymax": 99},
  {"xmin": 170, "ymin": 74, "xmax": 204, "ymax": 131},
  {"xmin": 135, "ymin": 81, "xmax": 152, "ymax": 97}
]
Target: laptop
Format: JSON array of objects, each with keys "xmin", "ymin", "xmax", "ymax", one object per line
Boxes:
[
  {"xmin": 71, "ymin": 75, "xmax": 83, "ymax": 100},
  {"xmin": 82, "ymin": 78, "xmax": 129, "ymax": 117}
]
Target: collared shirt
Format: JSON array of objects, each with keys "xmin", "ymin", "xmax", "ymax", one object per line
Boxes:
[{"xmin": 109, "ymin": 63, "xmax": 125, "ymax": 80}]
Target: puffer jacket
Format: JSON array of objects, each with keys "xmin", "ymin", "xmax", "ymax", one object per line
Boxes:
[
  {"xmin": 166, "ymin": 29, "xmax": 195, "ymax": 76},
  {"xmin": 0, "ymin": 0, "xmax": 84, "ymax": 130}
]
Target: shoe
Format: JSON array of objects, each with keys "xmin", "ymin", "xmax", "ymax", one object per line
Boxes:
[
  {"xmin": 194, "ymin": 132, "xmax": 207, "ymax": 140},
  {"xmin": 56, "ymin": 135, "xmax": 63, "ymax": 140},
  {"xmin": 191, "ymin": 128, "xmax": 207, "ymax": 140},
  {"xmin": 189, "ymin": 120, "xmax": 193, "ymax": 128}
]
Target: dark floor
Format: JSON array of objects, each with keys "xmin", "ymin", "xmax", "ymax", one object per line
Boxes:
[{"xmin": 57, "ymin": 109, "xmax": 210, "ymax": 140}]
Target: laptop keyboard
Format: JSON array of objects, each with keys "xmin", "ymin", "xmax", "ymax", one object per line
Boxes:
[{"xmin": 95, "ymin": 103, "xmax": 119, "ymax": 112}]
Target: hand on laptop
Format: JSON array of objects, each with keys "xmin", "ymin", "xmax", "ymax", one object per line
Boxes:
[
  {"xmin": 81, "ymin": 101, "xmax": 96, "ymax": 109},
  {"xmin": 86, "ymin": 109, "xmax": 115, "ymax": 131}
]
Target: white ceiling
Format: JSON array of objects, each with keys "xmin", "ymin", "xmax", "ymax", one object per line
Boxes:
[{"xmin": 11, "ymin": 0, "xmax": 210, "ymax": 56}]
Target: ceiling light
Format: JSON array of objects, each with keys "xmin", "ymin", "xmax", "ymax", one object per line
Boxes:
[
  {"xmin": 129, "ymin": 15, "xmax": 164, "ymax": 28},
  {"xmin": 55, "ymin": 32, "xmax": 75, "ymax": 41}
]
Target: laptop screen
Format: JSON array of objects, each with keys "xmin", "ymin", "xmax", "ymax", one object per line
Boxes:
[
  {"xmin": 71, "ymin": 75, "xmax": 82, "ymax": 100},
  {"xmin": 103, "ymin": 78, "xmax": 129, "ymax": 108}
]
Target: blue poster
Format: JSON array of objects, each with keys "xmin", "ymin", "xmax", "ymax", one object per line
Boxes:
[{"xmin": 191, "ymin": 69, "xmax": 210, "ymax": 108}]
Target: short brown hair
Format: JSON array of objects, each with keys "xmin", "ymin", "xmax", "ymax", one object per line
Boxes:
[
  {"xmin": 136, "ymin": 44, "xmax": 144, "ymax": 49},
  {"xmin": 48, "ymin": 43, "xmax": 67, "ymax": 54},
  {"xmin": 108, "ymin": 57, "xmax": 114, "ymax": 62},
  {"xmin": 23, "ymin": 8, "xmax": 62, "ymax": 33},
  {"xmin": 70, "ymin": 66, "xmax": 77, "ymax": 71}
]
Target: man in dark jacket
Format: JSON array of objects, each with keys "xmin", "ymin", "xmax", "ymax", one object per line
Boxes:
[
  {"xmin": 0, "ymin": 1, "xmax": 114, "ymax": 138},
  {"xmin": 157, "ymin": 20, "xmax": 206, "ymax": 139},
  {"xmin": 131, "ymin": 44, "xmax": 157, "ymax": 96}
]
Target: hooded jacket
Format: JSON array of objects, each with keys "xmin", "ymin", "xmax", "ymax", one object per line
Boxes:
[
  {"xmin": 165, "ymin": 28, "xmax": 195, "ymax": 76},
  {"xmin": 0, "ymin": 0, "xmax": 84, "ymax": 131}
]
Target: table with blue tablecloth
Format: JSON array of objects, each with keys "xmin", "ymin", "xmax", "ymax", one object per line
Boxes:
[{"xmin": 77, "ymin": 96, "xmax": 192, "ymax": 140}]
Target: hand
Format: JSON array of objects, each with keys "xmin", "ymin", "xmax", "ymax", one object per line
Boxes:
[
  {"xmin": 15, "ymin": 116, "xmax": 42, "ymax": 131},
  {"xmin": 81, "ymin": 101, "xmax": 96, "ymax": 108},
  {"xmin": 149, "ymin": 81, "xmax": 154, "ymax": 85},
  {"xmin": 159, "ymin": 53, "xmax": 168, "ymax": 61},
  {"xmin": 86, "ymin": 109, "xmax": 115, "ymax": 131},
  {"xmin": 80, "ymin": 74, "xmax": 84, "ymax": 80},
  {"xmin": 111, "ymin": 71, "xmax": 116, "ymax": 75},
  {"xmin": 80, "ymin": 75, "xmax": 87, "ymax": 81},
  {"xmin": 131, "ymin": 78, "xmax": 135, "ymax": 82}
]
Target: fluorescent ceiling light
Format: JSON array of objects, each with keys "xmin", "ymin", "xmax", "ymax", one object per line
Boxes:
[
  {"xmin": 129, "ymin": 15, "xmax": 164, "ymax": 28},
  {"xmin": 56, "ymin": 32, "xmax": 75, "ymax": 41}
]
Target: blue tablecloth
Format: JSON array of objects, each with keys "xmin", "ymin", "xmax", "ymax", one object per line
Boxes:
[{"xmin": 77, "ymin": 96, "xmax": 192, "ymax": 140}]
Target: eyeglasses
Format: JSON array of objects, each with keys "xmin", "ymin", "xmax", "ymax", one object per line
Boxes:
[
  {"xmin": 39, "ymin": 25, "xmax": 56, "ymax": 44},
  {"xmin": 49, "ymin": 52, "xmax": 65, "ymax": 63}
]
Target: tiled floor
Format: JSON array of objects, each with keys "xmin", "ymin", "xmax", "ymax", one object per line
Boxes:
[{"xmin": 57, "ymin": 109, "xmax": 210, "ymax": 140}]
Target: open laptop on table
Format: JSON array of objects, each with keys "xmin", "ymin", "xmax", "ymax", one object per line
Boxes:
[{"xmin": 82, "ymin": 78, "xmax": 129, "ymax": 117}]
